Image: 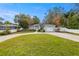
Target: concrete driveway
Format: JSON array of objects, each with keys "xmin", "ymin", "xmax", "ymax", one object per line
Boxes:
[
  {"xmin": 0, "ymin": 32, "xmax": 37, "ymax": 42},
  {"xmin": 0, "ymin": 32, "xmax": 79, "ymax": 42},
  {"xmin": 49, "ymin": 32, "xmax": 79, "ymax": 42}
]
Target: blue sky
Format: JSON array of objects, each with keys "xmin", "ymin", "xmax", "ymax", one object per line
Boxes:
[{"xmin": 0, "ymin": 3, "xmax": 74, "ymax": 23}]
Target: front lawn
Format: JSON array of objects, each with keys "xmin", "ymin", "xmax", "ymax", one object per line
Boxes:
[{"xmin": 0, "ymin": 34, "xmax": 79, "ymax": 56}]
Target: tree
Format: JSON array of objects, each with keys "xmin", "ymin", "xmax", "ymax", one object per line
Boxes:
[
  {"xmin": 4, "ymin": 21, "xmax": 12, "ymax": 24},
  {"xmin": 18, "ymin": 18, "xmax": 28, "ymax": 29},
  {"xmin": 63, "ymin": 9, "xmax": 79, "ymax": 29},
  {"xmin": 14, "ymin": 14, "xmax": 20, "ymax": 30},
  {"xmin": 33, "ymin": 16, "xmax": 40, "ymax": 24},
  {"xmin": 45, "ymin": 7, "xmax": 64, "ymax": 25},
  {"xmin": 14, "ymin": 15, "xmax": 19, "ymax": 23},
  {"xmin": 14, "ymin": 14, "xmax": 31, "ymax": 29},
  {"xmin": 45, "ymin": 7, "xmax": 65, "ymax": 31},
  {"xmin": 53, "ymin": 15, "xmax": 61, "ymax": 27},
  {"xmin": 26, "ymin": 15, "xmax": 34, "ymax": 25},
  {"xmin": 44, "ymin": 5, "xmax": 79, "ymax": 29},
  {"xmin": 3, "ymin": 21, "xmax": 12, "ymax": 34}
]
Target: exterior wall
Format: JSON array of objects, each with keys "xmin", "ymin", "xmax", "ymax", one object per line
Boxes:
[
  {"xmin": 29, "ymin": 24, "xmax": 40, "ymax": 30},
  {"xmin": 29, "ymin": 26, "xmax": 34, "ymax": 30},
  {"xmin": 10, "ymin": 29, "xmax": 17, "ymax": 33},
  {"xmin": 0, "ymin": 25, "xmax": 17, "ymax": 30},
  {"xmin": 43, "ymin": 25, "xmax": 55, "ymax": 32},
  {"xmin": 44, "ymin": 27, "xmax": 54, "ymax": 32},
  {"xmin": 0, "ymin": 25, "xmax": 17, "ymax": 33}
]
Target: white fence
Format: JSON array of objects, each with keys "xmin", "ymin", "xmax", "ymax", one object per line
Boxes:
[{"xmin": 60, "ymin": 27, "xmax": 79, "ymax": 33}]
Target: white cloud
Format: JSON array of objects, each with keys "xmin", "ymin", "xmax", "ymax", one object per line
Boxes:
[{"xmin": 0, "ymin": 9, "xmax": 19, "ymax": 23}]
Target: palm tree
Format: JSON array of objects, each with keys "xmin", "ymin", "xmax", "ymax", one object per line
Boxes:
[{"xmin": 4, "ymin": 21, "xmax": 11, "ymax": 33}]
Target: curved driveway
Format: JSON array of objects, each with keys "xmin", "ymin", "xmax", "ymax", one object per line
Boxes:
[{"xmin": 0, "ymin": 32, "xmax": 79, "ymax": 42}]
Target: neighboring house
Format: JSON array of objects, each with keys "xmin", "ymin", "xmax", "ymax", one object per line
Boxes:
[
  {"xmin": 43, "ymin": 24, "xmax": 55, "ymax": 32},
  {"xmin": 0, "ymin": 24, "xmax": 17, "ymax": 30},
  {"xmin": 29, "ymin": 24, "xmax": 41, "ymax": 31},
  {"xmin": 0, "ymin": 24, "xmax": 17, "ymax": 33}
]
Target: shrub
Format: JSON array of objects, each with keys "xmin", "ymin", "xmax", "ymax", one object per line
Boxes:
[
  {"xmin": 21, "ymin": 29, "xmax": 36, "ymax": 32},
  {"xmin": 25, "ymin": 29, "xmax": 36, "ymax": 32},
  {"xmin": 28, "ymin": 29, "xmax": 36, "ymax": 32},
  {"xmin": 38, "ymin": 29, "xmax": 45, "ymax": 32},
  {"xmin": 0, "ymin": 30, "xmax": 11, "ymax": 35}
]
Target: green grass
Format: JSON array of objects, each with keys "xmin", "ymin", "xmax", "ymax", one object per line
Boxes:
[{"xmin": 0, "ymin": 34, "xmax": 79, "ymax": 56}]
